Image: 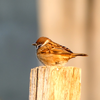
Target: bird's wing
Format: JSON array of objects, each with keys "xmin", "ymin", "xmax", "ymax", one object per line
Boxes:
[
  {"xmin": 60, "ymin": 46, "xmax": 73, "ymax": 53},
  {"xmin": 50, "ymin": 47, "xmax": 73, "ymax": 55},
  {"xmin": 39, "ymin": 41, "xmax": 73, "ymax": 54}
]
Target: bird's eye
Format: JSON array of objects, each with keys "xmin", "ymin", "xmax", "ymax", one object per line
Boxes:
[{"xmin": 37, "ymin": 44, "xmax": 42, "ymax": 49}]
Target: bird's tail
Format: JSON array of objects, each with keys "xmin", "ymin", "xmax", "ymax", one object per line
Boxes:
[{"xmin": 72, "ymin": 53, "xmax": 88, "ymax": 57}]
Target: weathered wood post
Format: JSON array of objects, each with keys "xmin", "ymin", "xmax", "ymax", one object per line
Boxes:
[{"xmin": 29, "ymin": 66, "xmax": 81, "ymax": 100}]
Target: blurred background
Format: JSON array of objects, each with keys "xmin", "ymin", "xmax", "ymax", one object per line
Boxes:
[{"xmin": 0, "ymin": 0, "xmax": 100, "ymax": 100}]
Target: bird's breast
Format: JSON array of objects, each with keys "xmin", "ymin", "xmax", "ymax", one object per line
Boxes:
[{"xmin": 37, "ymin": 53, "xmax": 69, "ymax": 66}]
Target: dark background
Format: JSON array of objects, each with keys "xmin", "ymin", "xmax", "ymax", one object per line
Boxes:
[{"xmin": 0, "ymin": 0, "xmax": 38, "ymax": 100}]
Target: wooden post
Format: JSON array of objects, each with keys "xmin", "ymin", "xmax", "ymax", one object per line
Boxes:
[{"xmin": 29, "ymin": 66, "xmax": 81, "ymax": 100}]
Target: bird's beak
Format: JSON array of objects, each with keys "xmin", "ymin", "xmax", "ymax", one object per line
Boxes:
[{"xmin": 32, "ymin": 43, "xmax": 37, "ymax": 47}]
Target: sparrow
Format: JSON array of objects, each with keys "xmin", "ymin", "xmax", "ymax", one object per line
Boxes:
[{"xmin": 32, "ymin": 37, "xmax": 87, "ymax": 66}]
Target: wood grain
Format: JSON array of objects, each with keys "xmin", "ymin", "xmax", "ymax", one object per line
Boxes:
[{"xmin": 29, "ymin": 66, "xmax": 81, "ymax": 100}]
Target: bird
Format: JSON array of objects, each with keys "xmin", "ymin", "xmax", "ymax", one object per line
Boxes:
[{"xmin": 32, "ymin": 37, "xmax": 87, "ymax": 66}]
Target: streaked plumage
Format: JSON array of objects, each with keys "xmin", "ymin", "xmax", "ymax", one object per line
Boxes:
[{"xmin": 32, "ymin": 37, "xmax": 87, "ymax": 66}]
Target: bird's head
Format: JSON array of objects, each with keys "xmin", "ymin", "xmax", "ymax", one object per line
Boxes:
[{"xmin": 32, "ymin": 37, "xmax": 51, "ymax": 49}]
